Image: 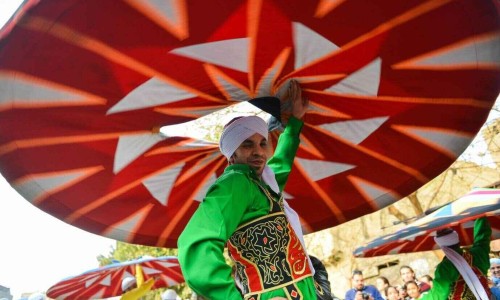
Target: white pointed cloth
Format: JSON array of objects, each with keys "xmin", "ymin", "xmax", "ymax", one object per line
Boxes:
[
  {"xmin": 219, "ymin": 116, "xmax": 314, "ymax": 274},
  {"xmin": 434, "ymin": 231, "xmax": 489, "ymax": 300}
]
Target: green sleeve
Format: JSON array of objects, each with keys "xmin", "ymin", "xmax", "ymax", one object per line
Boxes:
[
  {"xmin": 267, "ymin": 116, "xmax": 303, "ymax": 190},
  {"xmin": 420, "ymin": 259, "xmax": 457, "ymax": 300},
  {"xmin": 470, "ymin": 217, "xmax": 491, "ymax": 274},
  {"xmin": 177, "ymin": 173, "xmax": 254, "ymax": 300},
  {"xmin": 421, "ymin": 217, "xmax": 491, "ymax": 300}
]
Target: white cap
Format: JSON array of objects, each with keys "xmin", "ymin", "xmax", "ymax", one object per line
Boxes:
[
  {"xmin": 161, "ymin": 289, "xmax": 179, "ymax": 300},
  {"xmin": 219, "ymin": 116, "xmax": 268, "ymax": 159},
  {"xmin": 121, "ymin": 276, "xmax": 137, "ymax": 291},
  {"xmin": 28, "ymin": 293, "xmax": 46, "ymax": 300}
]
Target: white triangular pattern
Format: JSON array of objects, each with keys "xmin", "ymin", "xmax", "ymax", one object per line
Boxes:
[
  {"xmin": 106, "ymin": 212, "xmax": 147, "ymax": 242},
  {"xmin": 142, "ymin": 164, "xmax": 185, "ymax": 205},
  {"xmin": 157, "ymin": 261, "xmax": 179, "ymax": 268},
  {"xmin": 212, "ymin": 73, "xmax": 250, "ymax": 101},
  {"xmin": 296, "ymin": 158, "xmax": 355, "ymax": 181},
  {"xmin": 170, "ymin": 38, "xmax": 249, "ymax": 72},
  {"xmin": 194, "ymin": 174, "xmax": 217, "ymax": 202},
  {"xmin": 412, "ymin": 35, "xmax": 500, "ymax": 67},
  {"xmin": 0, "ymin": 77, "xmax": 86, "ymax": 105},
  {"xmin": 387, "ymin": 244, "xmax": 406, "ymax": 255},
  {"xmin": 107, "ymin": 77, "xmax": 195, "ymax": 114},
  {"xmin": 256, "ymin": 61, "xmax": 282, "ymax": 98},
  {"xmin": 142, "ymin": 266, "xmax": 162, "ymax": 275},
  {"xmin": 98, "ymin": 274, "xmax": 112, "ymax": 286},
  {"xmin": 325, "ymin": 57, "xmax": 382, "ymax": 95},
  {"xmin": 87, "ymin": 289, "xmax": 106, "ymax": 300},
  {"xmin": 320, "ymin": 116, "xmax": 388, "ymax": 144},
  {"xmin": 356, "ymin": 180, "xmax": 397, "ymax": 209},
  {"xmin": 142, "ymin": 0, "xmax": 178, "ymax": 25},
  {"xmin": 165, "ymin": 277, "xmax": 179, "ymax": 286},
  {"xmin": 121, "ymin": 271, "xmax": 134, "ymax": 281},
  {"xmin": 114, "ymin": 133, "xmax": 165, "ymax": 174},
  {"xmin": 406, "ymin": 128, "xmax": 471, "ymax": 157},
  {"xmin": 293, "ymin": 22, "xmax": 340, "ymax": 69},
  {"xmin": 84, "ymin": 276, "xmax": 100, "ymax": 288},
  {"xmin": 13, "ymin": 170, "xmax": 90, "ymax": 203}
]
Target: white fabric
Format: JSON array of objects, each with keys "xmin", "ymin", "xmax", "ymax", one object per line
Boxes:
[
  {"xmin": 434, "ymin": 230, "xmax": 459, "ymax": 246},
  {"xmin": 121, "ymin": 276, "xmax": 136, "ymax": 291},
  {"xmin": 219, "ymin": 116, "xmax": 268, "ymax": 159},
  {"xmin": 161, "ymin": 289, "xmax": 179, "ymax": 300},
  {"xmin": 434, "ymin": 234, "xmax": 489, "ymax": 300},
  {"xmin": 263, "ymin": 165, "xmax": 314, "ymax": 274}
]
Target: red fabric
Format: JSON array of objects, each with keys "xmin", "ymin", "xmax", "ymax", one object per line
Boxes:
[{"xmin": 0, "ymin": 0, "xmax": 498, "ymax": 247}]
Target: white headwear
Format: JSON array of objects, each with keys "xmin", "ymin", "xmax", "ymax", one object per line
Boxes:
[
  {"xmin": 27, "ymin": 293, "xmax": 46, "ymax": 300},
  {"xmin": 161, "ymin": 289, "xmax": 179, "ymax": 300},
  {"xmin": 434, "ymin": 230, "xmax": 489, "ymax": 300},
  {"xmin": 219, "ymin": 116, "xmax": 268, "ymax": 159},
  {"xmin": 121, "ymin": 276, "xmax": 136, "ymax": 292}
]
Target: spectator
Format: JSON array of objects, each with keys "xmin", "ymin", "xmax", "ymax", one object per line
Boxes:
[
  {"xmin": 396, "ymin": 285, "xmax": 409, "ymax": 300},
  {"xmin": 405, "ymin": 281, "xmax": 426, "ymax": 300},
  {"xmin": 419, "ymin": 275, "xmax": 433, "ymax": 289},
  {"xmin": 384, "ymin": 286, "xmax": 400, "ymax": 300},
  {"xmin": 161, "ymin": 289, "xmax": 179, "ymax": 300},
  {"xmin": 490, "ymin": 258, "xmax": 500, "ymax": 287},
  {"xmin": 376, "ymin": 276, "xmax": 390, "ymax": 298},
  {"xmin": 345, "ymin": 270, "xmax": 384, "ymax": 300},
  {"xmin": 400, "ymin": 266, "xmax": 430, "ymax": 292},
  {"xmin": 121, "ymin": 277, "xmax": 137, "ymax": 293},
  {"xmin": 310, "ymin": 255, "xmax": 338, "ymax": 300}
]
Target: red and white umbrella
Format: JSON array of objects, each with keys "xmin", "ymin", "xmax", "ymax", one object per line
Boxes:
[
  {"xmin": 46, "ymin": 256, "xmax": 183, "ymax": 300},
  {"xmin": 353, "ymin": 188, "xmax": 500, "ymax": 257},
  {"xmin": 0, "ymin": 1, "xmax": 499, "ymax": 247}
]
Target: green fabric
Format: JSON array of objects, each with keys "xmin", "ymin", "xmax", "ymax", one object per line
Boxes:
[
  {"xmin": 421, "ymin": 217, "xmax": 491, "ymax": 300},
  {"xmin": 178, "ymin": 117, "xmax": 316, "ymax": 300}
]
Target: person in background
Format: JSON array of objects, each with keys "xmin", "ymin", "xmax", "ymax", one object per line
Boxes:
[
  {"xmin": 120, "ymin": 264, "xmax": 157, "ymax": 300},
  {"xmin": 384, "ymin": 286, "xmax": 400, "ymax": 300},
  {"xmin": 376, "ymin": 276, "xmax": 390, "ymax": 299},
  {"xmin": 490, "ymin": 258, "xmax": 500, "ymax": 287},
  {"xmin": 161, "ymin": 289, "xmax": 180, "ymax": 300},
  {"xmin": 489, "ymin": 277, "xmax": 500, "ymax": 300},
  {"xmin": 121, "ymin": 277, "xmax": 138, "ymax": 293},
  {"xmin": 396, "ymin": 285, "xmax": 409, "ymax": 300},
  {"xmin": 400, "ymin": 266, "xmax": 430, "ymax": 293},
  {"xmin": 418, "ymin": 275, "xmax": 433, "ymax": 289},
  {"xmin": 404, "ymin": 281, "xmax": 426, "ymax": 300},
  {"xmin": 345, "ymin": 270, "xmax": 384, "ymax": 300},
  {"xmin": 420, "ymin": 217, "xmax": 492, "ymax": 300}
]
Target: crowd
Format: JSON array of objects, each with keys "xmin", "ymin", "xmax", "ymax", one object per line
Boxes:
[{"xmin": 344, "ymin": 266, "xmax": 432, "ymax": 300}]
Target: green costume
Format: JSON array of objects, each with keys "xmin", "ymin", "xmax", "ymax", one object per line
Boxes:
[
  {"xmin": 178, "ymin": 117, "xmax": 316, "ymax": 300},
  {"xmin": 421, "ymin": 217, "xmax": 491, "ymax": 300}
]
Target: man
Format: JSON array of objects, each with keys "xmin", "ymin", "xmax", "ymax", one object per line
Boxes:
[
  {"xmin": 490, "ymin": 257, "xmax": 500, "ymax": 287},
  {"xmin": 420, "ymin": 217, "xmax": 492, "ymax": 300},
  {"xmin": 345, "ymin": 270, "xmax": 384, "ymax": 300},
  {"xmin": 400, "ymin": 265, "xmax": 431, "ymax": 292},
  {"xmin": 178, "ymin": 79, "xmax": 316, "ymax": 300},
  {"xmin": 161, "ymin": 289, "xmax": 179, "ymax": 300}
]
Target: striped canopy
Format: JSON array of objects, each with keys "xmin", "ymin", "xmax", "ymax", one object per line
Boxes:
[
  {"xmin": 0, "ymin": 1, "xmax": 499, "ymax": 247},
  {"xmin": 354, "ymin": 188, "xmax": 500, "ymax": 257},
  {"xmin": 46, "ymin": 256, "xmax": 183, "ymax": 300}
]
